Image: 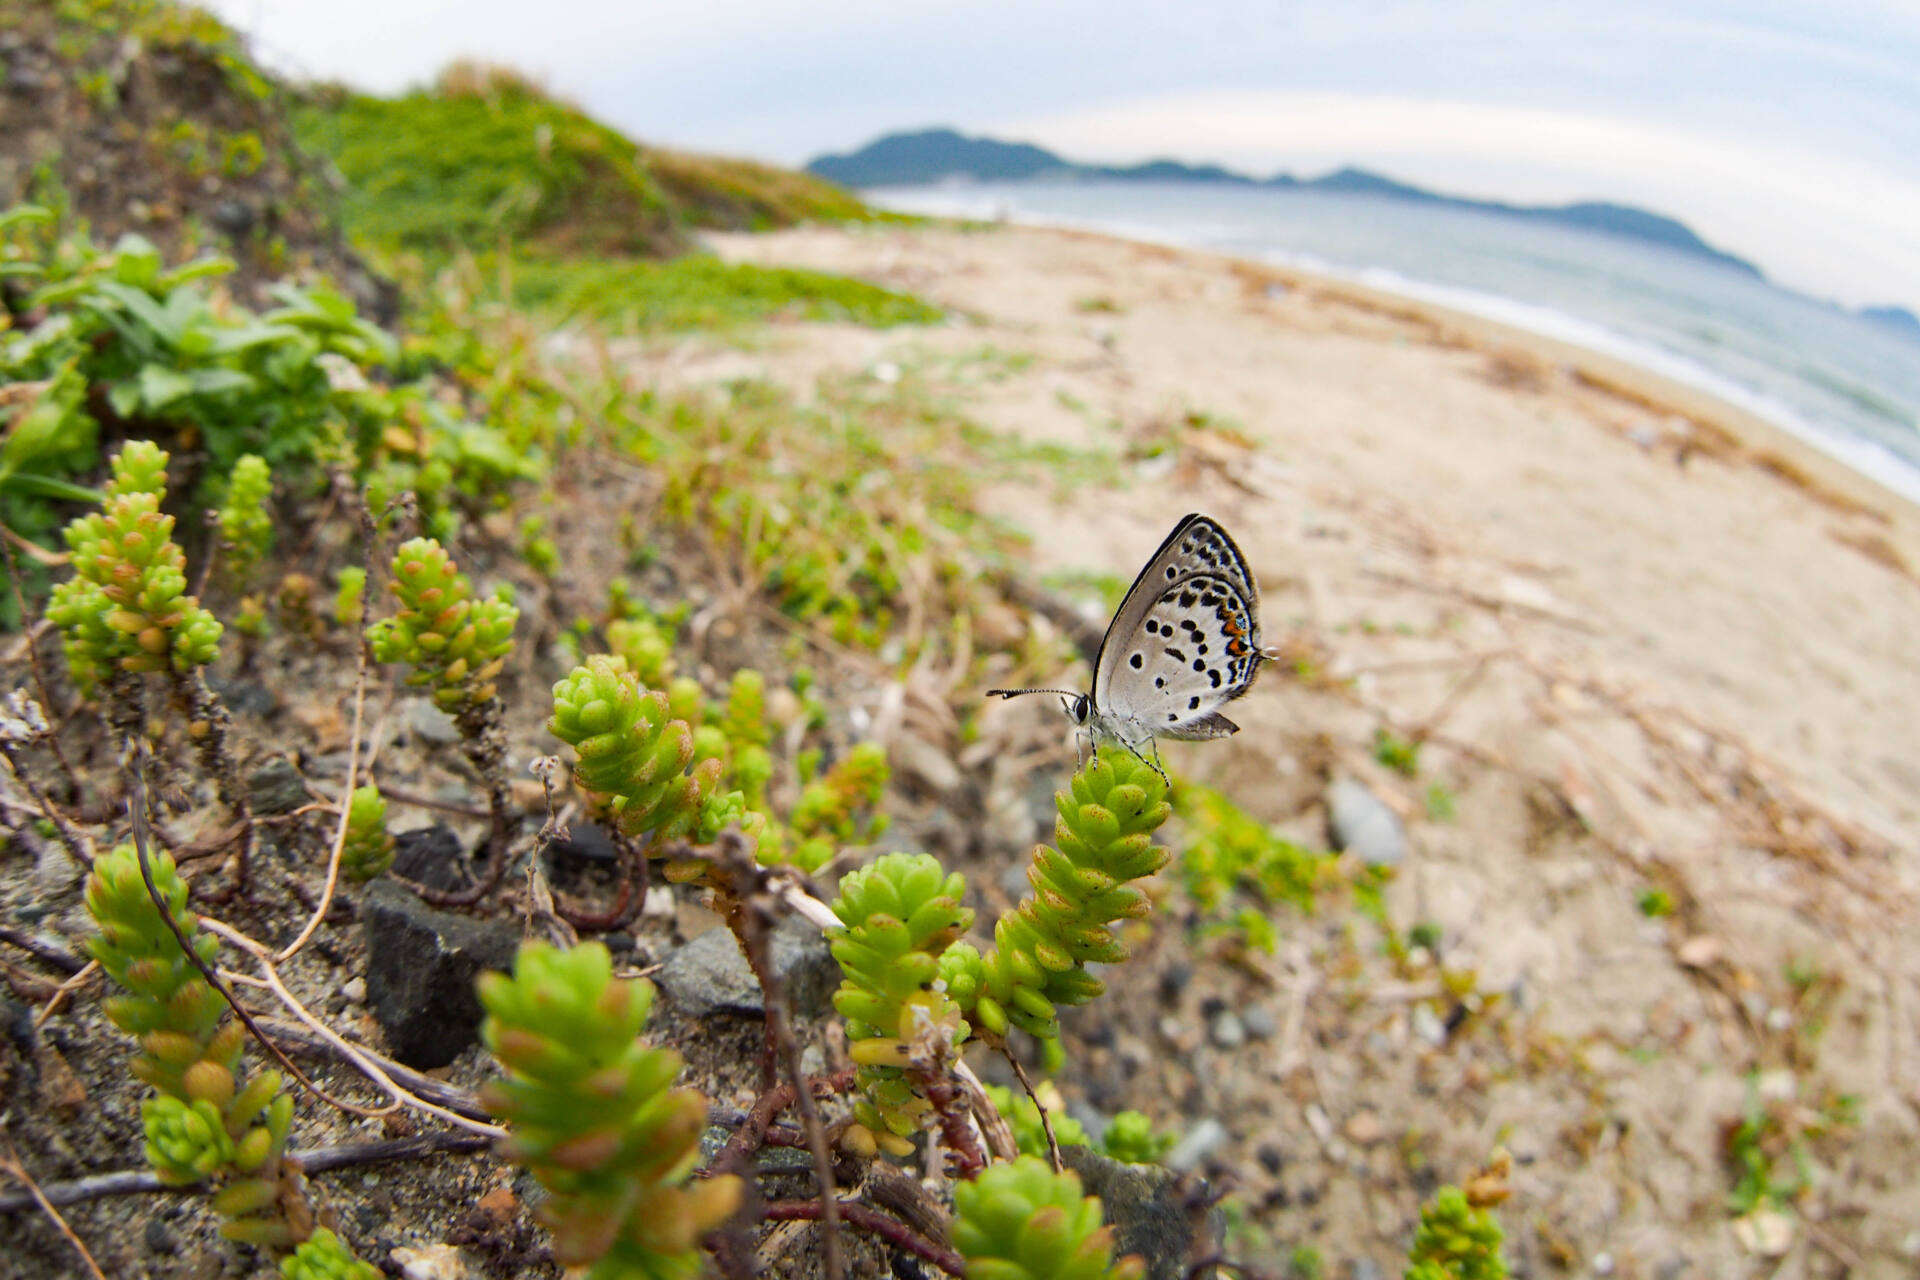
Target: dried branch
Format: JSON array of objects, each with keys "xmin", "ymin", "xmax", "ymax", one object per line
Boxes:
[
  {"xmin": 0, "ymin": 1145, "xmax": 106, "ymax": 1278},
  {"xmin": 762, "ymin": 1199, "xmax": 964, "ymax": 1277}
]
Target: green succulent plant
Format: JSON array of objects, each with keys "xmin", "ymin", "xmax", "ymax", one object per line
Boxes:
[
  {"xmin": 548, "ymin": 655, "xmax": 725, "ymax": 846},
  {"xmin": 827, "ymin": 852, "xmax": 974, "ymax": 1155},
  {"xmin": 366, "ymin": 536, "xmax": 518, "ymax": 714},
  {"xmin": 941, "ymin": 753, "xmax": 1171, "ymax": 1040},
  {"xmin": 1100, "ymin": 1110, "xmax": 1174, "ymax": 1166},
  {"xmin": 477, "ymin": 940, "xmax": 742, "ymax": 1278},
  {"xmin": 1405, "ymin": 1186, "xmax": 1508, "ymax": 1280},
  {"xmin": 606, "ymin": 614, "xmax": 675, "ymax": 689},
  {"xmin": 333, "ymin": 565, "xmax": 367, "ymax": 628},
  {"xmin": 981, "ymin": 1082, "xmax": 1090, "ymax": 1159},
  {"xmin": 85, "ymin": 844, "xmax": 303, "ymax": 1248},
  {"xmin": 281, "ymin": 1229, "xmax": 382, "ymax": 1280},
  {"xmin": 340, "ymin": 783, "xmax": 395, "ymax": 882},
  {"xmin": 46, "ymin": 440, "xmax": 223, "ymax": 692},
  {"xmin": 216, "ymin": 452, "xmax": 275, "ymax": 594},
  {"xmin": 951, "ymin": 1155, "xmax": 1144, "ymax": 1280},
  {"xmin": 789, "ymin": 740, "xmax": 891, "ymax": 872}
]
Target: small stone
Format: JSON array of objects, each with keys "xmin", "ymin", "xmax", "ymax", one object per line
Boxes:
[
  {"xmin": 246, "ymin": 757, "xmax": 309, "ymax": 816},
  {"xmin": 1256, "ymin": 1145, "xmax": 1284, "ymax": 1175},
  {"xmin": 363, "ymin": 880, "xmax": 519, "ymax": 1068},
  {"xmin": 207, "ymin": 675, "xmax": 277, "ymax": 718},
  {"xmin": 1593, "ymin": 1253, "xmax": 1616, "ymax": 1276},
  {"xmin": 210, "ymin": 198, "xmax": 255, "ymax": 235},
  {"xmin": 1348, "ymin": 1262, "xmax": 1383, "ymax": 1280},
  {"xmin": 1328, "ymin": 778, "xmax": 1405, "ymax": 867},
  {"xmin": 1210, "ymin": 1011, "xmax": 1246, "ymax": 1049},
  {"xmin": 1158, "ymin": 963, "xmax": 1192, "ymax": 1003},
  {"xmin": 341, "ymin": 977, "xmax": 367, "ymax": 1004},
  {"xmin": 391, "ymin": 1243, "xmax": 475, "ymax": 1280},
  {"xmin": 1412, "ymin": 1003, "xmax": 1449, "ymax": 1047},
  {"xmin": 1303, "ymin": 1104, "xmax": 1334, "ymax": 1143},
  {"xmin": 407, "ymin": 699, "xmax": 461, "ymax": 745},
  {"xmin": 1732, "ymin": 1209, "xmax": 1794, "ymax": 1258},
  {"xmin": 1241, "ymin": 1004, "xmax": 1277, "ymax": 1040},
  {"xmin": 1343, "ymin": 1109, "xmax": 1384, "ymax": 1146},
  {"xmin": 144, "ymin": 1218, "xmax": 174, "ymax": 1255},
  {"xmin": 654, "ymin": 916, "xmax": 839, "ymax": 1021},
  {"xmin": 476, "ymin": 1185, "xmax": 516, "ymax": 1224},
  {"xmin": 603, "ymin": 932, "xmax": 636, "ymax": 954},
  {"xmin": 1164, "ymin": 1117, "xmax": 1228, "ymax": 1173},
  {"xmin": 1676, "ymin": 935, "xmax": 1723, "ymax": 968},
  {"xmin": 1755, "ymin": 1069, "xmax": 1796, "ymax": 1103}
]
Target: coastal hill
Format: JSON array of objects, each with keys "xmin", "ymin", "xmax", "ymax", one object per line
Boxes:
[{"xmin": 808, "ymin": 126, "xmax": 1765, "ymax": 278}]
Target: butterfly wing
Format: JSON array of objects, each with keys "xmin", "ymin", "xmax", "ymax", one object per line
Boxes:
[
  {"xmin": 1095, "ymin": 566, "xmax": 1266, "ymax": 741},
  {"xmin": 1092, "ymin": 514, "xmax": 1262, "ymax": 709}
]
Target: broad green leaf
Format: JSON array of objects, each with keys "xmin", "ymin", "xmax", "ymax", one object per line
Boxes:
[{"xmin": 138, "ymin": 363, "xmax": 196, "ymax": 411}]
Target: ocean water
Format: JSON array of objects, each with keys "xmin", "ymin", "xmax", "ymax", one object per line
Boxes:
[{"xmin": 870, "ymin": 181, "xmax": 1920, "ymax": 505}]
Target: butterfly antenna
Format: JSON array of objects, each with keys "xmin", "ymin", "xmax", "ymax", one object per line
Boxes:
[{"xmin": 984, "ymin": 687, "xmax": 1083, "ymax": 700}]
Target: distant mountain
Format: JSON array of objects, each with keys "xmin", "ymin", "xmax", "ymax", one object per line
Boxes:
[
  {"xmin": 808, "ymin": 128, "xmax": 1763, "ymax": 279},
  {"xmin": 1860, "ymin": 304, "xmax": 1920, "ymax": 341}
]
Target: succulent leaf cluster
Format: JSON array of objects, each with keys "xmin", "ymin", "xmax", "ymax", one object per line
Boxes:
[
  {"xmin": 827, "ymin": 853, "xmax": 973, "ymax": 1153},
  {"xmin": 46, "ymin": 441, "xmax": 223, "ymax": 692},
  {"xmin": 1405, "ymin": 1187, "xmax": 1508, "ymax": 1280},
  {"xmin": 606, "ymin": 614, "xmax": 675, "ymax": 689},
  {"xmin": 951, "ymin": 1155, "xmax": 1145, "ymax": 1280},
  {"xmin": 217, "ymin": 453, "xmax": 275, "ymax": 593},
  {"xmin": 281, "ymin": 1229, "xmax": 382, "ymax": 1280},
  {"xmin": 85, "ymin": 845, "xmax": 301, "ymax": 1248},
  {"xmin": 1100, "ymin": 1110, "xmax": 1175, "ymax": 1165},
  {"xmin": 478, "ymin": 941, "xmax": 741, "ymax": 1278},
  {"xmin": 365, "ymin": 537, "xmax": 518, "ymax": 713},
  {"xmin": 981, "ymin": 1082, "xmax": 1089, "ymax": 1159},
  {"xmin": 340, "ymin": 784, "xmax": 396, "ymax": 882},
  {"xmin": 548, "ymin": 655, "xmax": 726, "ymax": 845},
  {"xmin": 789, "ymin": 741, "xmax": 891, "ymax": 872},
  {"xmin": 332, "ymin": 566, "xmax": 366, "ymax": 628},
  {"xmin": 941, "ymin": 753, "xmax": 1170, "ymax": 1040},
  {"xmin": 720, "ymin": 668, "xmax": 773, "ymax": 810}
]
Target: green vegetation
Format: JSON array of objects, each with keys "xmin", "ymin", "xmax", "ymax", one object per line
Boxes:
[
  {"xmin": 366, "ymin": 537, "xmax": 520, "ymax": 717},
  {"xmin": 340, "ymin": 784, "xmax": 395, "ymax": 882},
  {"xmin": 951, "ymin": 1156, "xmax": 1144, "ymax": 1280},
  {"xmin": 477, "ymin": 940, "xmax": 741, "ymax": 1277},
  {"xmin": 1405, "ymin": 1186, "xmax": 1507, "ymax": 1280},
  {"xmin": 941, "ymin": 753, "xmax": 1171, "ymax": 1041},
  {"xmin": 1373, "ymin": 727, "xmax": 1422, "ymax": 777},
  {"xmin": 1175, "ymin": 782, "xmax": 1340, "ymax": 951}
]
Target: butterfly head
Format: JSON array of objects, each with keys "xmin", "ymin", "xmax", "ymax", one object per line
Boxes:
[{"xmin": 1064, "ymin": 692, "xmax": 1093, "ymax": 725}]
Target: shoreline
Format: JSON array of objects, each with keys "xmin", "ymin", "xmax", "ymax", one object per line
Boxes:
[{"xmin": 876, "ymin": 195, "xmax": 1920, "ymax": 528}]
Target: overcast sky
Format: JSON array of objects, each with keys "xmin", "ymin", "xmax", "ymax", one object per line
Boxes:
[{"xmin": 207, "ymin": 0, "xmax": 1920, "ymax": 311}]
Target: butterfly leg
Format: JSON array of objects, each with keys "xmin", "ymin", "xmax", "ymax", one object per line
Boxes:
[{"xmin": 1112, "ymin": 731, "xmax": 1170, "ymax": 789}]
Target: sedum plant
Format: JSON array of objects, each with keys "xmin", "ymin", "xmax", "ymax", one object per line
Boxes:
[
  {"xmin": 46, "ymin": 440, "xmax": 222, "ymax": 696},
  {"xmin": 827, "ymin": 853, "xmax": 974, "ymax": 1155},
  {"xmin": 85, "ymin": 845, "xmax": 327, "ymax": 1252},
  {"xmin": 951, "ymin": 1155, "xmax": 1144, "ymax": 1280},
  {"xmin": 941, "ymin": 753, "xmax": 1171, "ymax": 1041},
  {"xmin": 1405, "ymin": 1186, "xmax": 1508, "ymax": 1280},
  {"xmin": 339, "ymin": 784, "xmax": 395, "ymax": 882},
  {"xmin": 366, "ymin": 536, "xmax": 518, "ymax": 720},
  {"xmin": 332, "ymin": 565, "xmax": 366, "ymax": 629},
  {"xmin": 217, "ymin": 453, "xmax": 275, "ymax": 632},
  {"xmin": 788, "ymin": 740, "xmax": 890, "ymax": 872},
  {"xmin": 281, "ymin": 1229, "xmax": 381, "ymax": 1280},
  {"xmin": 477, "ymin": 941, "xmax": 741, "ymax": 1278},
  {"xmin": 981, "ymin": 1082, "xmax": 1089, "ymax": 1159},
  {"xmin": 1100, "ymin": 1110, "xmax": 1175, "ymax": 1166},
  {"xmin": 547, "ymin": 655, "xmax": 726, "ymax": 846}
]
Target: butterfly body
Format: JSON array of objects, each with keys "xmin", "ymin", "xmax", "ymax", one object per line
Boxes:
[{"xmin": 991, "ymin": 513, "xmax": 1268, "ymax": 775}]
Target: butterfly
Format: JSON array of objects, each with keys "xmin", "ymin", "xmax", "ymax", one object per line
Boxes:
[{"xmin": 988, "ymin": 513, "xmax": 1269, "ymax": 780}]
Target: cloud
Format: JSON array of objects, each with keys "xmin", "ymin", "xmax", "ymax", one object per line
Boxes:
[{"xmin": 1005, "ymin": 91, "xmax": 1920, "ymax": 310}]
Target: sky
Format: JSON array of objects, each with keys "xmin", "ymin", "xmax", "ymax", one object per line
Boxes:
[{"xmin": 206, "ymin": 0, "xmax": 1920, "ymax": 312}]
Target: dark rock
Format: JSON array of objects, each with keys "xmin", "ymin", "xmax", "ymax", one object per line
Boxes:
[
  {"xmin": 362, "ymin": 880, "xmax": 518, "ymax": 1068},
  {"xmin": 654, "ymin": 916, "xmax": 839, "ymax": 1021},
  {"xmin": 1062, "ymin": 1145, "xmax": 1225, "ymax": 1279},
  {"xmin": 390, "ymin": 824, "xmax": 470, "ymax": 891},
  {"xmin": 549, "ymin": 820, "xmax": 618, "ymax": 863},
  {"xmin": 144, "ymin": 1217, "xmax": 174, "ymax": 1255},
  {"xmin": 210, "ymin": 198, "xmax": 254, "ymax": 235},
  {"xmin": 603, "ymin": 932, "xmax": 636, "ymax": 954},
  {"xmin": 246, "ymin": 756, "xmax": 308, "ymax": 816},
  {"xmin": 1257, "ymin": 1144, "xmax": 1284, "ymax": 1175},
  {"xmin": 207, "ymin": 675, "xmax": 277, "ymax": 718},
  {"xmin": 1157, "ymin": 964, "xmax": 1191, "ymax": 1004}
]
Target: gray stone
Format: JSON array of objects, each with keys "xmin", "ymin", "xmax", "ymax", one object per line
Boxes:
[
  {"xmin": 697, "ymin": 1124, "xmax": 816, "ymax": 1173},
  {"xmin": 1328, "ymin": 778, "xmax": 1406, "ymax": 867},
  {"xmin": 1164, "ymin": 1116, "xmax": 1229, "ymax": 1173},
  {"xmin": 207, "ymin": 676, "xmax": 277, "ymax": 718},
  {"xmin": 1063, "ymin": 1145, "xmax": 1226, "ymax": 1278},
  {"xmin": 246, "ymin": 757, "xmax": 309, "ymax": 816},
  {"xmin": 1349, "ymin": 1261, "xmax": 1384, "ymax": 1280},
  {"xmin": 1411, "ymin": 1002, "xmax": 1449, "ymax": 1047},
  {"xmin": 1210, "ymin": 1011, "xmax": 1246, "ymax": 1049},
  {"xmin": 654, "ymin": 916, "xmax": 839, "ymax": 1021},
  {"xmin": 363, "ymin": 880, "xmax": 518, "ymax": 1068},
  {"xmin": 407, "ymin": 699, "xmax": 461, "ymax": 746},
  {"xmin": 1242, "ymin": 1004, "xmax": 1278, "ymax": 1041},
  {"xmin": 210, "ymin": 199, "xmax": 255, "ymax": 235},
  {"xmin": 391, "ymin": 824, "xmax": 470, "ymax": 891}
]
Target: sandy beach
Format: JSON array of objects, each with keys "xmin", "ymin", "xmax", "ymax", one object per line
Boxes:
[{"xmin": 648, "ymin": 221, "xmax": 1920, "ymax": 1274}]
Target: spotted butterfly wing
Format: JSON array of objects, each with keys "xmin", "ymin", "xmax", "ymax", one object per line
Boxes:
[{"xmin": 1090, "ymin": 514, "xmax": 1265, "ymax": 743}]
